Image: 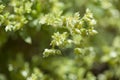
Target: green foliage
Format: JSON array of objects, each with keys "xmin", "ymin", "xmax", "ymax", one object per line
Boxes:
[{"xmin": 0, "ymin": 0, "xmax": 120, "ymax": 80}]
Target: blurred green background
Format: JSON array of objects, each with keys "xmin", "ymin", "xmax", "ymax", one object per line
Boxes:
[{"xmin": 0, "ymin": 0, "xmax": 120, "ymax": 80}]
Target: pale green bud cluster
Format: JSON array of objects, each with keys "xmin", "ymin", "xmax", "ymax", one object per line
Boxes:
[
  {"xmin": 42, "ymin": 9, "xmax": 97, "ymax": 57},
  {"xmin": 43, "ymin": 49, "xmax": 61, "ymax": 57}
]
